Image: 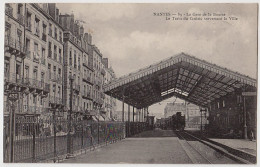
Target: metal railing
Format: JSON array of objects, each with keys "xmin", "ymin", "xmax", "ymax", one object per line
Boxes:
[
  {"xmin": 4, "ymin": 72, "xmax": 23, "ymax": 85},
  {"xmin": 22, "ymin": 78, "xmax": 50, "ymax": 92},
  {"xmin": 126, "ymin": 122, "xmax": 149, "ymax": 137},
  {"xmin": 49, "ymin": 96, "xmax": 63, "ymax": 105},
  {"xmin": 23, "ymin": 105, "xmax": 47, "ymax": 115},
  {"xmin": 48, "ymin": 72, "xmax": 62, "ymax": 84},
  {"xmin": 5, "ymin": 36, "xmax": 25, "ymax": 53},
  {"xmin": 4, "ymin": 116, "xmax": 126, "ymax": 163}
]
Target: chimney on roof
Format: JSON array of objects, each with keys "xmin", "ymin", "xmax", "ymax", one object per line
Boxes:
[
  {"xmin": 102, "ymin": 58, "xmax": 109, "ymax": 68},
  {"xmin": 80, "ymin": 26, "xmax": 84, "ymax": 36},
  {"xmin": 88, "ymin": 34, "xmax": 92, "ymax": 44},
  {"xmin": 59, "ymin": 13, "xmax": 74, "ymax": 32}
]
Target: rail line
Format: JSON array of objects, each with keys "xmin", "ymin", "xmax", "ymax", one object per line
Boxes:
[{"xmin": 177, "ymin": 131, "xmax": 212, "ymax": 164}]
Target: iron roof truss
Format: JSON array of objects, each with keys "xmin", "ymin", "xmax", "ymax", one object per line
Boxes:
[{"xmin": 104, "ymin": 53, "xmax": 256, "ymax": 109}]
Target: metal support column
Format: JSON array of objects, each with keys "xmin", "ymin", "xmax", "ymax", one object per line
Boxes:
[
  {"xmin": 243, "ymin": 93, "xmax": 248, "ymax": 139},
  {"xmin": 133, "ymin": 106, "xmax": 134, "ymax": 122},
  {"xmin": 142, "ymin": 108, "xmax": 144, "ymax": 122},
  {"xmin": 122, "ymin": 99, "xmax": 125, "ymax": 122},
  {"xmin": 128, "ymin": 104, "xmax": 130, "ymax": 136},
  {"xmin": 138, "ymin": 109, "xmax": 140, "ymax": 122},
  {"xmin": 200, "ymin": 108, "xmax": 203, "ymax": 133}
]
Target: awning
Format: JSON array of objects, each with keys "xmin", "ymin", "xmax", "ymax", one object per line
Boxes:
[{"xmin": 104, "ymin": 53, "xmax": 256, "ymax": 108}]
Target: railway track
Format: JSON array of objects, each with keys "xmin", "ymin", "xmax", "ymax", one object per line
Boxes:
[{"xmin": 176, "ymin": 131, "xmax": 239, "ymax": 164}]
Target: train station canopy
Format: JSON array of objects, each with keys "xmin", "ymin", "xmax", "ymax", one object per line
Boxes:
[{"xmin": 104, "ymin": 53, "xmax": 257, "ymax": 109}]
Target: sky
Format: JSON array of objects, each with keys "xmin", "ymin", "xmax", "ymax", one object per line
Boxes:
[{"xmin": 57, "ymin": 3, "xmax": 257, "ymax": 118}]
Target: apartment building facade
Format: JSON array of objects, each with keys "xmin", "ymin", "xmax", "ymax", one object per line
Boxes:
[
  {"xmin": 102, "ymin": 58, "xmax": 117, "ymax": 120},
  {"xmin": 4, "ymin": 3, "xmax": 26, "ymax": 116},
  {"xmin": 4, "ymin": 3, "xmax": 114, "ymax": 121},
  {"xmin": 92, "ymin": 46, "xmax": 105, "ymax": 118}
]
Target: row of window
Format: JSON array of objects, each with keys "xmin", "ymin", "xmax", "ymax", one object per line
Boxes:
[
  {"xmin": 26, "ymin": 9, "xmax": 63, "ymax": 43},
  {"xmin": 48, "ymin": 63, "xmax": 62, "ymax": 76},
  {"xmin": 69, "ymin": 50, "xmax": 81, "ymax": 70},
  {"xmin": 48, "ymin": 41, "xmax": 62, "ymax": 63},
  {"xmin": 51, "ymin": 84, "xmax": 62, "ymax": 97}
]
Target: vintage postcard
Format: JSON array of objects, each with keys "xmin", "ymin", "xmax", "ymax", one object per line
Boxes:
[{"xmin": 2, "ymin": 2, "xmax": 257, "ymax": 165}]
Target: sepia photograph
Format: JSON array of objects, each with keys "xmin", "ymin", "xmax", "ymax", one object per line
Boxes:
[{"xmin": 2, "ymin": 1, "xmax": 257, "ymax": 164}]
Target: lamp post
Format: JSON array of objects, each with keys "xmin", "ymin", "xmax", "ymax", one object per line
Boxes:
[
  {"xmin": 67, "ymin": 77, "xmax": 74, "ymax": 158},
  {"xmin": 8, "ymin": 92, "xmax": 18, "ymax": 163}
]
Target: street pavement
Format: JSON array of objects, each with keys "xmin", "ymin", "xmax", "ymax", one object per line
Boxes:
[{"xmin": 62, "ymin": 129, "xmax": 192, "ymax": 164}]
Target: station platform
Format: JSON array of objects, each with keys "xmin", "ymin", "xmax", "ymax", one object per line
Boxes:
[
  {"xmin": 185, "ymin": 129, "xmax": 256, "ymax": 163},
  {"xmin": 209, "ymin": 138, "xmax": 256, "ymax": 156}
]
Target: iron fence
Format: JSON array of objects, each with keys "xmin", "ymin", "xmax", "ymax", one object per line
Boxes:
[
  {"xmin": 126, "ymin": 122, "xmax": 149, "ymax": 137},
  {"xmin": 4, "ymin": 115, "xmax": 125, "ymax": 163}
]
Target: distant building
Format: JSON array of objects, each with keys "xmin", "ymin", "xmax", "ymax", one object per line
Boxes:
[
  {"xmin": 164, "ymin": 102, "xmax": 186, "ymax": 118},
  {"xmin": 164, "ymin": 102, "xmax": 208, "ymax": 129}
]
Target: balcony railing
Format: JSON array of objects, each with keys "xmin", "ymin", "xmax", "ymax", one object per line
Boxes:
[
  {"xmin": 4, "ymin": 72, "xmax": 23, "ymax": 85},
  {"xmin": 23, "ymin": 78, "xmax": 50, "ymax": 92},
  {"xmin": 5, "ymin": 6, "xmax": 13, "ymax": 16},
  {"xmin": 49, "ymin": 95, "xmax": 63, "ymax": 105},
  {"xmin": 4, "ymin": 73, "xmax": 50, "ymax": 92},
  {"xmin": 5, "ymin": 36, "xmax": 25, "ymax": 53},
  {"xmin": 71, "ymin": 105, "xmax": 82, "ymax": 113},
  {"xmin": 48, "ymin": 72, "xmax": 62, "ymax": 83},
  {"xmin": 17, "ymin": 14, "xmax": 24, "ymax": 25},
  {"xmin": 23, "ymin": 105, "xmax": 47, "ymax": 115}
]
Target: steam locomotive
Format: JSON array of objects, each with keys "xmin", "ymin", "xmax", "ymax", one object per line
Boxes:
[{"xmin": 172, "ymin": 112, "xmax": 185, "ymax": 131}]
